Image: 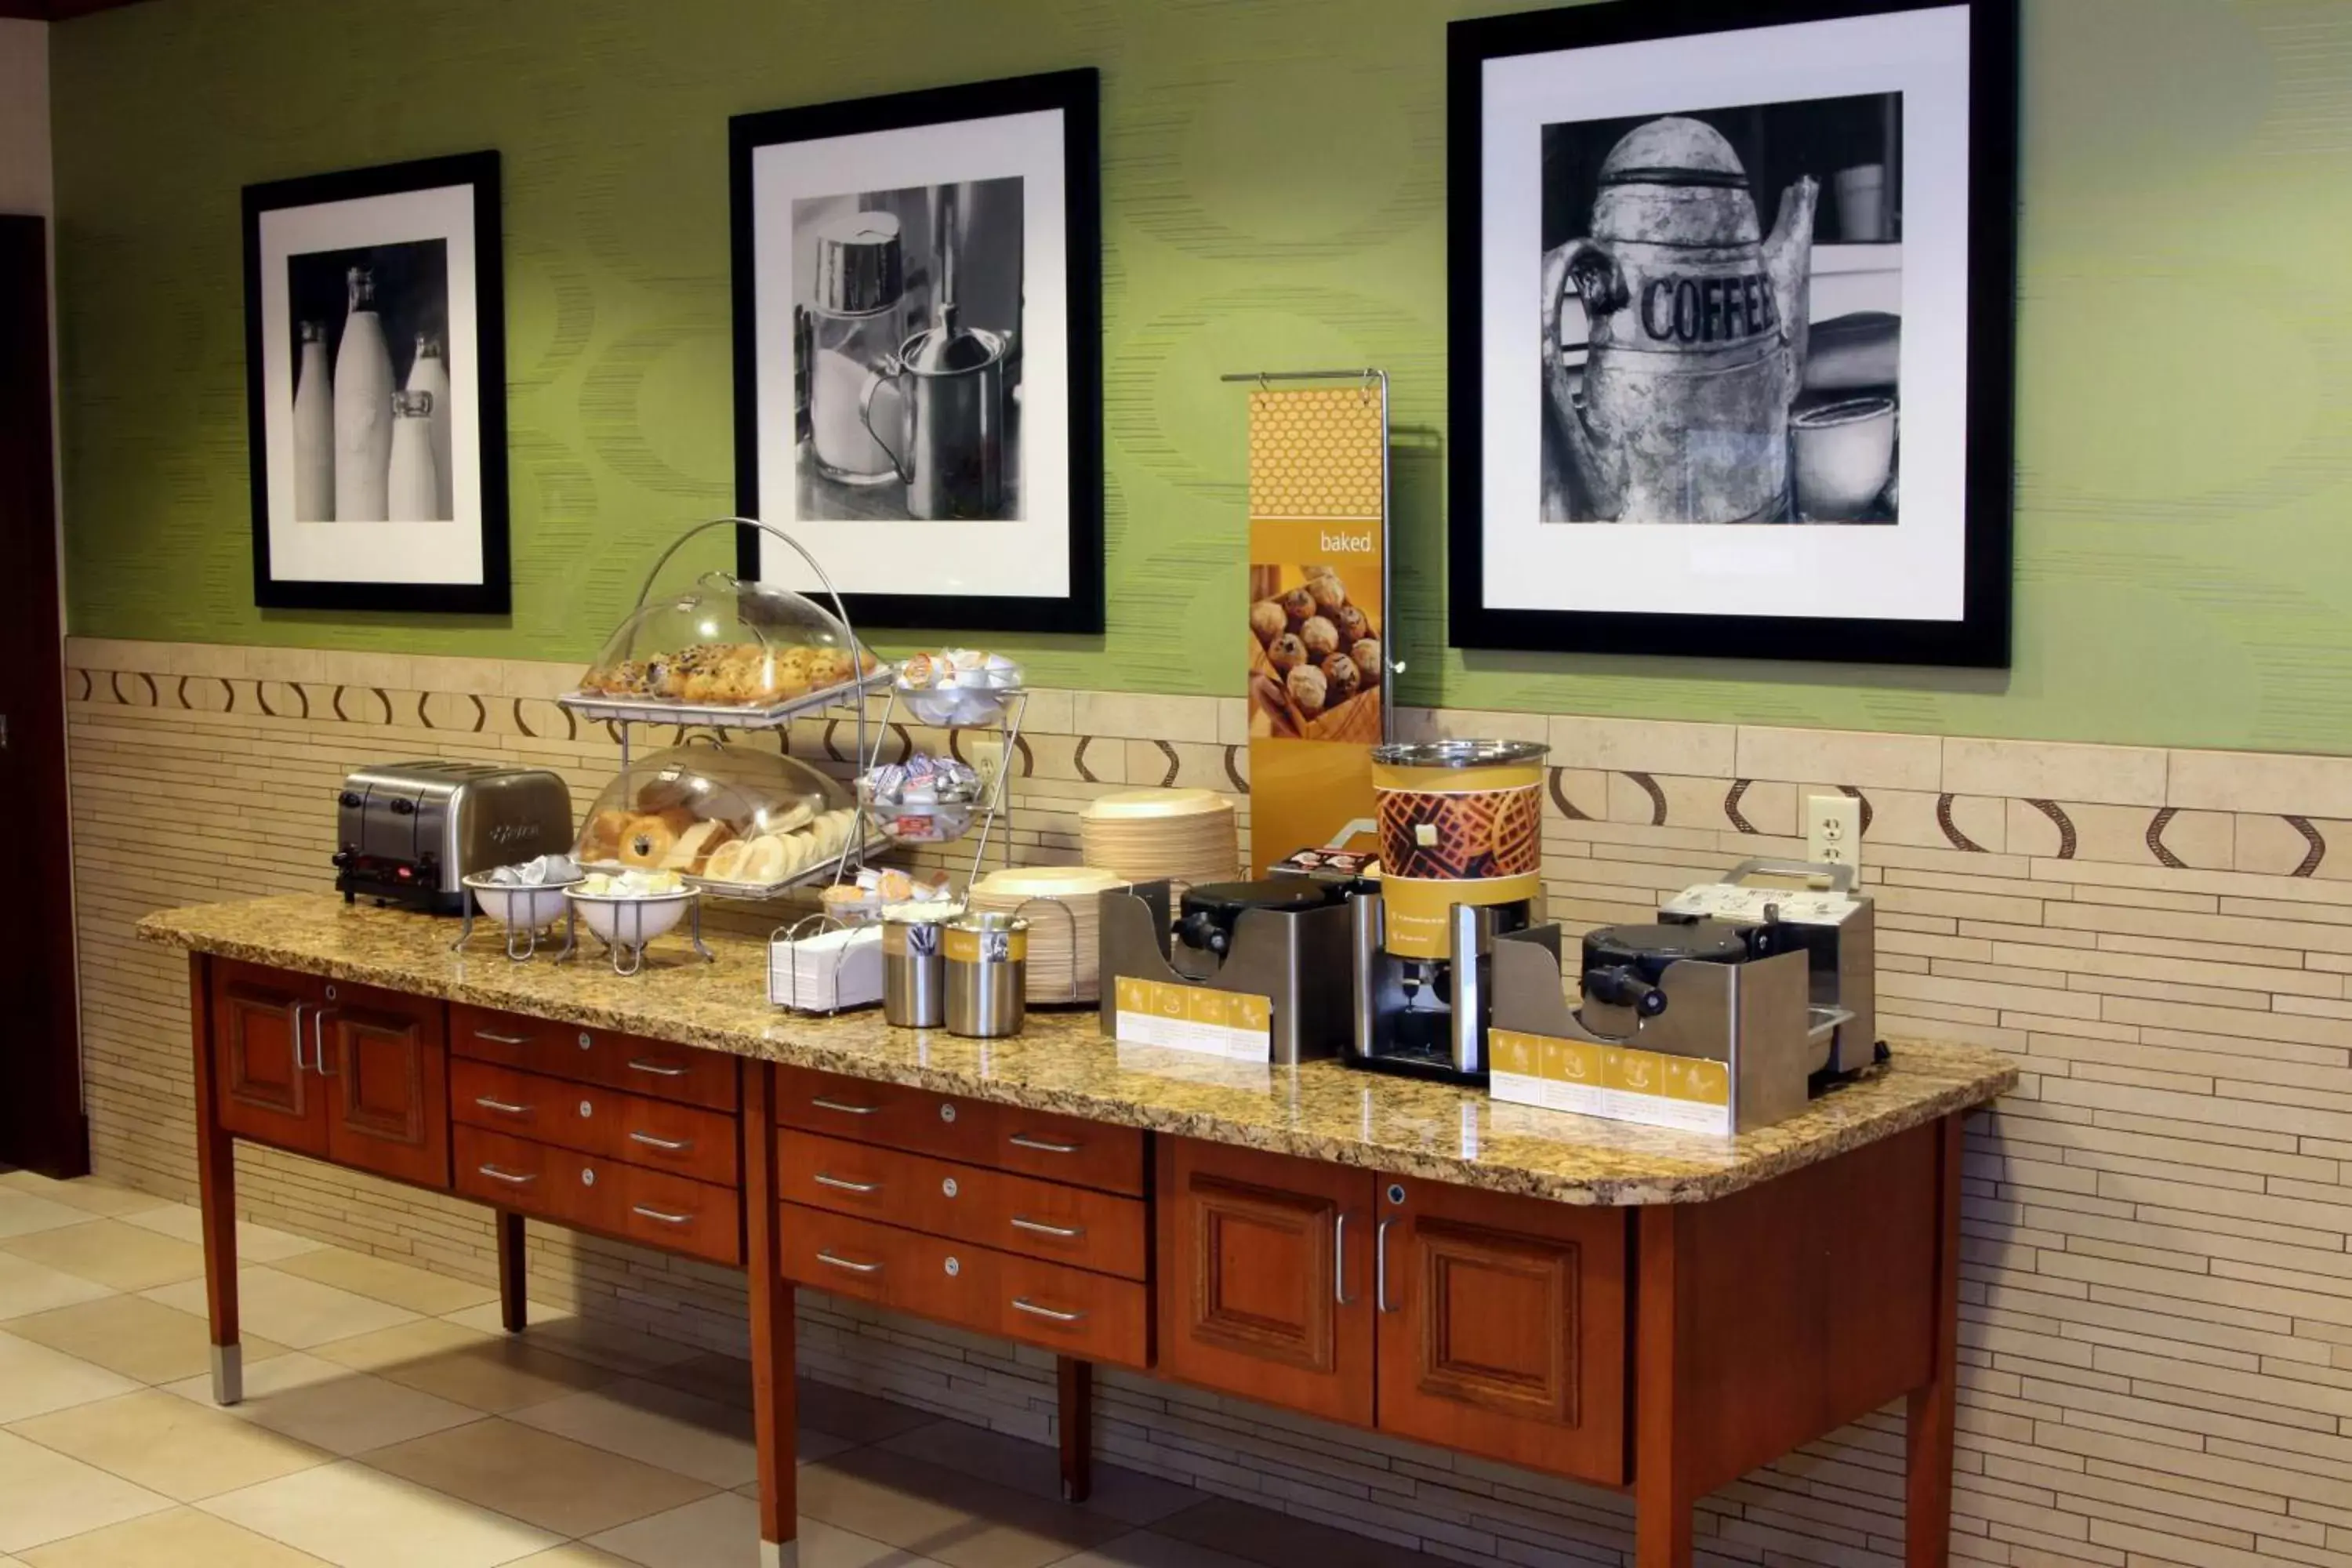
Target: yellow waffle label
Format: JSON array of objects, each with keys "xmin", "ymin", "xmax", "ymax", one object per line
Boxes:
[
  {"xmin": 1487, "ymin": 1028, "xmax": 1732, "ymax": 1135},
  {"xmin": 1113, "ymin": 978, "xmax": 1274, "ymax": 1062}
]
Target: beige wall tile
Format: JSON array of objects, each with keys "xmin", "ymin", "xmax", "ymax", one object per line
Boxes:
[
  {"xmin": 1946, "ymin": 738, "xmax": 2169, "ymax": 808},
  {"xmin": 2172, "ymin": 750, "xmax": 2352, "ymax": 818},
  {"xmin": 1737, "ymin": 727, "xmax": 1941, "ymax": 789},
  {"xmin": 1546, "ymin": 715, "xmax": 1735, "ymax": 778},
  {"xmin": 1072, "ymin": 692, "xmax": 1221, "ymax": 746}
]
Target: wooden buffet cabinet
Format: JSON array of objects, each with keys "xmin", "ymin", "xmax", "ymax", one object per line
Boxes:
[{"xmin": 160, "ymin": 916, "xmax": 2009, "ymax": 1568}]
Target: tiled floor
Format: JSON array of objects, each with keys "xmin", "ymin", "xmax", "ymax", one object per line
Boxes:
[{"xmin": 0, "ymin": 1171, "xmax": 1402, "ymax": 1568}]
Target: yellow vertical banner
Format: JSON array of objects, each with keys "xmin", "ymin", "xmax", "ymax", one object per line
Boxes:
[{"xmin": 1244, "ymin": 384, "xmax": 1387, "ymax": 874}]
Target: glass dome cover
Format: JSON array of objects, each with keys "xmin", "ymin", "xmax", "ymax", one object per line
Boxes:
[
  {"xmin": 575, "ymin": 741, "xmax": 859, "ymax": 889},
  {"xmin": 578, "ymin": 570, "xmax": 880, "ymax": 710}
]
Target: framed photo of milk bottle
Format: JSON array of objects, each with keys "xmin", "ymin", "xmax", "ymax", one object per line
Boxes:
[
  {"xmin": 242, "ymin": 151, "xmax": 509, "ymax": 613},
  {"xmin": 1447, "ymin": 0, "xmax": 2017, "ymax": 667},
  {"xmin": 730, "ymin": 69, "xmax": 1105, "ymax": 634}
]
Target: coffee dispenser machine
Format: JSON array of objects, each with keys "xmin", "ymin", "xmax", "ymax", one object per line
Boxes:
[{"xmin": 1348, "ymin": 740, "xmax": 1559, "ymax": 1083}]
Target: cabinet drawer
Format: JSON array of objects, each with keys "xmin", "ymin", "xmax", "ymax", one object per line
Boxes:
[
  {"xmin": 453, "ymin": 1059, "xmax": 739, "ymax": 1188},
  {"xmin": 772, "ymin": 1065, "xmax": 1142, "ymax": 1196},
  {"xmin": 452, "ymin": 1005, "xmax": 739, "ymax": 1112},
  {"xmin": 780, "ymin": 1203, "xmax": 1148, "ymax": 1368},
  {"xmin": 455, "ymin": 1125, "xmax": 742, "ymax": 1266},
  {"xmin": 778, "ymin": 1131, "xmax": 1145, "ymax": 1280}
]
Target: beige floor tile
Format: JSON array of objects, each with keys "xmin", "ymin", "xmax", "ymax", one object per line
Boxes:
[
  {"xmin": 796, "ymin": 1380, "xmax": 941, "ymax": 1445},
  {"xmin": 877, "ymin": 1419, "xmax": 1196, "ymax": 1526},
  {"xmin": 439, "ymin": 1302, "xmax": 699, "ymax": 1374},
  {"xmin": 510, "ymin": 1376, "xmax": 756, "ymax": 1490},
  {"xmin": 0, "ymin": 1194, "xmax": 94, "ymax": 1243},
  {"xmin": 1154, "ymin": 1497, "xmax": 1431, "ymax": 1568},
  {"xmin": 311, "ymin": 1318, "xmax": 615, "ymax": 1413},
  {"xmin": 797, "ymin": 1446, "xmax": 1131, "ymax": 1568},
  {"xmin": 637, "ymin": 1352, "xmax": 753, "ymax": 1412},
  {"xmin": 0, "ymin": 1431, "xmax": 173, "ymax": 1554},
  {"xmin": 270, "ymin": 1249, "xmax": 498, "ymax": 1317},
  {"xmin": 590, "ymin": 1494, "xmax": 944, "ymax": 1568},
  {"xmin": 17, "ymin": 1504, "xmax": 332, "ymax": 1566},
  {"xmin": 362, "ymin": 1416, "xmax": 714, "ymax": 1537},
  {"xmin": 504, "ymin": 1548, "xmax": 641, "ymax": 1568},
  {"xmin": 0, "ymin": 1220, "xmax": 207, "ymax": 1291},
  {"xmin": 0, "ymin": 1175, "xmax": 173, "ymax": 1221},
  {"xmin": 1044, "ymin": 1531, "xmax": 1262, "ymax": 1568},
  {"xmin": 201, "ymin": 1460, "xmax": 561, "ymax": 1568},
  {"xmin": 5, "ymin": 1295, "xmax": 292, "ymax": 1385},
  {"xmin": 123, "ymin": 1207, "xmax": 324, "ymax": 1262},
  {"xmin": 0, "ymin": 1332, "xmax": 142, "ymax": 1422},
  {"xmin": 7, "ymin": 1389, "xmax": 329, "ymax": 1502},
  {"xmin": 0, "ymin": 1253, "xmax": 113, "ymax": 1322},
  {"xmin": 144, "ymin": 1268, "xmax": 417, "ymax": 1349},
  {"xmin": 162, "ymin": 1353, "xmax": 482, "ymax": 1457}
]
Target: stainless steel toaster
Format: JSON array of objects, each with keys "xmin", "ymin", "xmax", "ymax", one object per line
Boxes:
[{"xmin": 333, "ymin": 762, "xmax": 575, "ymax": 915}]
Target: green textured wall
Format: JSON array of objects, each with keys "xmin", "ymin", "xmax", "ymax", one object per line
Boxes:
[{"xmin": 47, "ymin": 0, "xmax": 2352, "ymax": 752}]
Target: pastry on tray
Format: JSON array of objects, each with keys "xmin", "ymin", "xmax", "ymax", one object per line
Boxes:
[{"xmin": 575, "ymin": 569, "xmax": 880, "ymax": 710}]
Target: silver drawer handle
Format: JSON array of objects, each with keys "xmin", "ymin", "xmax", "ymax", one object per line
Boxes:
[
  {"xmin": 1011, "ymin": 1215, "xmax": 1085, "ymax": 1240},
  {"xmin": 474, "ymin": 1097, "xmax": 532, "ymax": 1116},
  {"xmin": 476, "ymin": 1165, "xmax": 535, "ymax": 1186},
  {"xmin": 1008, "ymin": 1134, "xmax": 1080, "ymax": 1155},
  {"xmin": 626, "ymin": 1058, "xmax": 688, "ymax": 1078},
  {"xmin": 474, "ymin": 1030, "xmax": 535, "ymax": 1046},
  {"xmin": 811, "ymin": 1096, "xmax": 880, "ymax": 1116},
  {"xmin": 631, "ymin": 1205, "xmax": 692, "ymax": 1226},
  {"xmin": 1011, "ymin": 1297, "xmax": 1086, "ymax": 1324},
  {"xmin": 814, "ymin": 1172, "xmax": 880, "ymax": 1194},
  {"xmin": 815, "ymin": 1250, "xmax": 882, "ymax": 1275},
  {"xmin": 628, "ymin": 1131, "xmax": 692, "ymax": 1152}
]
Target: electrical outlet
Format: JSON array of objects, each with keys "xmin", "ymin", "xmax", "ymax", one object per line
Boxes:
[
  {"xmin": 968, "ymin": 736, "xmax": 1007, "ymax": 797},
  {"xmin": 1806, "ymin": 793, "xmax": 1862, "ymax": 870}
]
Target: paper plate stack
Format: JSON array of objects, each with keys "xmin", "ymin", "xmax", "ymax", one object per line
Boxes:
[
  {"xmin": 1079, "ymin": 789, "xmax": 1240, "ymax": 889},
  {"xmin": 969, "ymin": 866, "xmax": 1130, "ymax": 1005}
]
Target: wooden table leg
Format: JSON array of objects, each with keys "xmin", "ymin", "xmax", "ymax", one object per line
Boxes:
[
  {"xmin": 187, "ymin": 954, "xmax": 242, "ymax": 1405},
  {"xmin": 744, "ymin": 1064, "xmax": 799, "ymax": 1568},
  {"xmin": 1635, "ymin": 1204, "xmax": 1690, "ymax": 1568},
  {"xmin": 1058, "ymin": 1357, "xmax": 1093, "ymax": 1503},
  {"xmin": 496, "ymin": 1210, "xmax": 528, "ymax": 1334},
  {"xmin": 1906, "ymin": 1112, "xmax": 1964, "ymax": 1568}
]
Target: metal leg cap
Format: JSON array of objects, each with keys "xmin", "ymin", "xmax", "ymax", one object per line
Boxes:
[
  {"xmin": 758, "ymin": 1541, "xmax": 799, "ymax": 1568},
  {"xmin": 210, "ymin": 1343, "xmax": 243, "ymax": 1406}
]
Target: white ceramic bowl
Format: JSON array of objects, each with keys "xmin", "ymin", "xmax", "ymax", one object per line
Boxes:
[
  {"xmin": 568, "ymin": 888, "xmax": 697, "ymax": 949},
  {"xmin": 900, "ymin": 684, "xmax": 1016, "ymax": 728},
  {"xmin": 463, "ymin": 874, "xmax": 579, "ymax": 931}
]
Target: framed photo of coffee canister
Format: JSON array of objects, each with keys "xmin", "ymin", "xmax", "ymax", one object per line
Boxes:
[
  {"xmin": 1447, "ymin": 0, "xmax": 2017, "ymax": 667},
  {"xmin": 243, "ymin": 151, "xmax": 508, "ymax": 613},
  {"xmin": 730, "ymin": 69, "xmax": 1104, "ymax": 634}
]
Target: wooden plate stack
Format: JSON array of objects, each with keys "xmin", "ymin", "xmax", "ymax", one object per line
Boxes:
[
  {"xmin": 969, "ymin": 866, "xmax": 1130, "ymax": 1005},
  {"xmin": 1079, "ymin": 789, "xmax": 1240, "ymax": 888}
]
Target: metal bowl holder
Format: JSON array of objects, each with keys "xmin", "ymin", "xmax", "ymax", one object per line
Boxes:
[
  {"xmin": 450, "ymin": 879, "xmax": 583, "ymax": 964},
  {"xmin": 869, "ymin": 684, "xmax": 1029, "ymax": 895}
]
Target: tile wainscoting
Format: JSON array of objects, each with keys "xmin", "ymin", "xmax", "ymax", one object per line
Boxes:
[{"xmin": 62, "ymin": 637, "xmax": 2352, "ymax": 1568}]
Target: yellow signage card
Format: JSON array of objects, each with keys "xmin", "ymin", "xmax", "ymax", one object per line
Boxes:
[
  {"xmin": 1489, "ymin": 1029, "xmax": 1732, "ymax": 1135},
  {"xmin": 1114, "ymin": 978, "xmax": 1275, "ymax": 1063}
]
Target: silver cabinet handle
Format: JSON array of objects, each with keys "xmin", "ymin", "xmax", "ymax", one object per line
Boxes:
[
  {"xmin": 626, "ymin": 1058, "xmax": 688, "ymax": 1078},
  {"xmin": 811, "ymin": 1096, "xmax": 880, "ymax": 1116},
  {"xmin": 1008, "ymin": 1133, "xmax": 1080, "ymax": 1155},
  {"xmin": 628, "ymin": 1131, "xmax": 691, "ymax": 1152},
  {"xmin": 289, "ymin": 1003, "xmax": 311, "ymax": 1073},
  {"xmin": 1010, "ymin": 1215, "xmax": 1084, "ymax": 1240},
  {"xmin": 814, "ymin": 1172, "xmax": 880, "ymax": 1194},
  {"xmin": 1334, "ymin": 1211, "xmax": 1356, "ymax": 1306},
  {"xmin": 474, "ymin": 1029, "xmax": 535, "ymax": 1046},
  {"xmin": 477, "ymin": 1165, "xmax": 536, "ymax": 1186},
  {"xmin": 815, "ymin": 1250, "xmax": 882, "ymax": 1275},
  {"xmin": 474, "ymin": 1097, "xmax": 532, "ymax": 1116},
  {"xmin": 1375, "ymin": 1217, "xmax": 1397, "ymax": 1313},
  {"xmin": 631, "ymin": 1205, "xmax": 692, "ymax": 1226},
  {"xmin": 313, "ymin": 1009, "xmax": 337, "ymax": 1078},
  {"xmin": 1011, "ymin": 1298, "xmax": 1085, "ymax": 1323}
]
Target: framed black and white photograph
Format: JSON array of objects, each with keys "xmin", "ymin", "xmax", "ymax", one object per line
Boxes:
[
  {"xmin": 1448, "ymin": 0, "xmax": 2016, "ymax": 666},
  {"xmin": 243, "ymin": 151, "xmax": 507, "ymax": 613},
  {"xmin": 731, "ymin": 68, "xmax": 1103, "ymax": 634}
]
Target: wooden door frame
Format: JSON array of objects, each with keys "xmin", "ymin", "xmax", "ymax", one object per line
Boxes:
[{"xmin": 0, "ymin": 214, "xmax": 86, "ymax": 1178}]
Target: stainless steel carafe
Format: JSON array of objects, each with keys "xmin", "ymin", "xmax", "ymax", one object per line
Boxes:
[
  {"xmin": 881, "ymin": 913, "xmax": 946, "ymax": 1029},
  {"xmin": 858, "ymin": 183, "xmax": 1008, "ymax": 519},
  {"xmin": 943, "ymin": 911, "xmax": 1027, "ymax": 1038}
]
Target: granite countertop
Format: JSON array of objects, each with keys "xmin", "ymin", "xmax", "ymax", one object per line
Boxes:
[{"xmin": 138, "ymin": 894, "xmax": 2015, "ymax": 1205}]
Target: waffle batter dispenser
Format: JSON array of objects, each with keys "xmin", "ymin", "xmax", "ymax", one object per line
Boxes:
[{"xmin": 1348, "ymin": 740, "xmax": 1555, "ymax": 1083}]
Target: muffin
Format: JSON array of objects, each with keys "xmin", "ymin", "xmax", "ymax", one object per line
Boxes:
[
  {"xmin": 1250, "ymin": 599, "xmax": 1288, "ymax": 647},
  {"xmin": 1351, "ymin": 637, "xmax": 1382, "ymax": 688},
  {"xmin": 1299, "ymin": 615, "xmax": 1341, "ymax": 659},
  {"xmin": 1267, "ymin": 632, "xmax": 1308, "ymax": 675},
  {"xmin": 1286, "ymin": 662, "xmax": 1329, "ymax": 718},
  {"xmin": 1338, "ymin": 603, "xmax": 1370, "ymax": 644},
  {"xmin": 1320, "ymin": 652, "xmax": 1362, "ymax": 703},
  {"xmin": 1308, "ymin": 573, "xmax": 1347, "ymax": 615},
  {"xmin": 1280, "ymin": 586, "xmax": 1316, "ymax": 625}
]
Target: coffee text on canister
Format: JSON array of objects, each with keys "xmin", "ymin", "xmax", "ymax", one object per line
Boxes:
[{"xmin": 1638, "ymin": 271, "xmax": 1780, "ymax": 347}]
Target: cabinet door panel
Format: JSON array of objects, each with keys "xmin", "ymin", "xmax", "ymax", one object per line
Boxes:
[
  {"xmin": 1375, "ymin": 1179, "xmax": 1628, "ymax": 1484},
  {"xmin": 212, "ymin": 964, "xmax": 322, "ymax": 1154},
  {"xmin": 1155, "ymin": 1138, "xmax": 1374, "ymax": 1426},
  {"xmin": 321, "ymin": 982, "xmax": 450, "ymax": 1190}
]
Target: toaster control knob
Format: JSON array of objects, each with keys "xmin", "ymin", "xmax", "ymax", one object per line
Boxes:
[
  {"xmin": 339, "ymin": 792, "xmax": 363, "ymax": 809},
  {"xmin": 331, "ymin": 850, "xmax": 354, "ymax": 869},
  {"xmin": 390, "ymin": 798, "xmax": 416, "ymax": 815}
]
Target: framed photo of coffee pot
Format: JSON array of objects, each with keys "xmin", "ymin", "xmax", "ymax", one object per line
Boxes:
[
  {"xmin": 1447, "ymin": 0, "xmax": 2018, "ymax": 667},
  {"xmin": 730, "ymin": 68, "xmax": 1105, "ymax": 634}
]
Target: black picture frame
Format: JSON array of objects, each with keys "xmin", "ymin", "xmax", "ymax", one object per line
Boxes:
[
  {"xmin": 729, "ymin": 68, "xmax": 1105, "ymax": 635},
  {"xmin": 1446, "ymin": 0, "xmax": 2017, "ymax": 668},
  {"xmin": 243, "ymin": 151, "xmax": 508, "ymax": 615}
]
